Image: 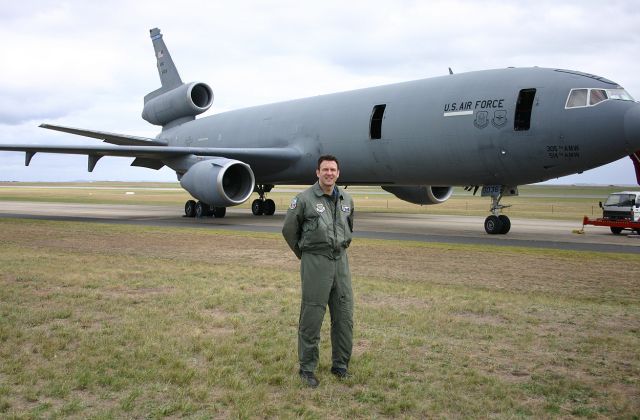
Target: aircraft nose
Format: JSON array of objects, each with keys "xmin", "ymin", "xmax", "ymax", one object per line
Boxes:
[{"xmin": 624, "ymin": 104, "xmax": 640, "ymax": 150}]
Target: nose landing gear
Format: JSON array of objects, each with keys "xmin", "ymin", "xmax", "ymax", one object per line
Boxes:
[
  {"xmin": 481, "ymin": 185, "xmax": 517, "ymax": 234},
  {"xmin": 251, "ymin": 184, "xmax": 276, "ymax": 216}
]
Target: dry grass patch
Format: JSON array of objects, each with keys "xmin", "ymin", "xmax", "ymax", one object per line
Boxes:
[{"xmin": 0, "ymin": 218, "xmax": 639, "ymax": 417}]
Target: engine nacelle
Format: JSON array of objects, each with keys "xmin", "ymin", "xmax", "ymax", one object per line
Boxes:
[
  {"xmin": 180, "ymin": 159, "xmax": 255, "ymax": 207},
  {"xmin": 382, "ymin": 185, "xmax": 453, "ymax": 205},
  {"xmin": 142, "ymin": 82, "xmax": 213, "ymax": 126}
]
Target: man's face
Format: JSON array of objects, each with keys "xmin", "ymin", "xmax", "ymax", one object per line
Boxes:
[{"xmin": 316, "ymin": 160, "xmax": 339, "ymax": 190}]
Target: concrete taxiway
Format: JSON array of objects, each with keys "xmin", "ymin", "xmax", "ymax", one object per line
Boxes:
[{"xmin": 0, "ymin": 200, "xmax": 638, "ymax": 254}]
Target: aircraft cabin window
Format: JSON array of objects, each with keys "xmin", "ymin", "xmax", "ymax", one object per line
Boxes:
[
  {"xmin": 566, "ymin": 87, "xmax": 635, "ymax": 109},
  {"xmin": 514, "ymin": 89, "xmax": 536, "ymax": 131},
  {"xmin": 370, "ymin": 104, "xmax": 386, "ymax": 140}
]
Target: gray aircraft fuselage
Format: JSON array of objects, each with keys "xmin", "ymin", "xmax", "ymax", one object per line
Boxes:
[{"xmin": 161, "ymin": 67, "xmax": 640, "ymax": 187}]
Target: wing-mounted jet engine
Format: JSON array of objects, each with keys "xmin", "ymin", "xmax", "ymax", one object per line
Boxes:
[
  {"xmin": 382, "ymin": 186, "xmax": 453, "ymax": 205},
  {"xmin": 179, "ymin": 158, "xmax": 255, "ymax": 218}
]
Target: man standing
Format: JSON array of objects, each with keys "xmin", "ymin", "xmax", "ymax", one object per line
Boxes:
[{"xmin": 282, "ymin": 155, "xmax": 355, "ymax": 388}]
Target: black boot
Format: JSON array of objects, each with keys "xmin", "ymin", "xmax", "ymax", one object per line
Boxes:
[
  {"xmin": 299, "ymin": 370, "xmax": 319, "ymax": 388},
  {"xmin": 330, "ymin": 367, "xmax": 350, "ymax": 379}
]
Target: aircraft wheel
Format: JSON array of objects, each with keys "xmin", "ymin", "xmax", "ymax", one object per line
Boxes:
[
  {"xmin": 213, "ymin": 207, "xmax": 227, "ymax": 218},
  {"xmin": 610, "ymin": 226, "xmax": 623, "ymax": 235},
  {"xmin": 264, "ymin": 199, "xmax": 276, "ymax": 216},
  {"xmin": 498, "ymin": 215, "xmax": 511, "ymax": 234},
  {"xmin": 185, "ymin": 200, "xmax": 196, "ymax": 218},
  {"xmin": 252, "ymin": 199, "xmax": 264, "ymax": 215},
  {"xmin": 484, "ymin": 215, "xmax": 503, "ymax": 234},
  {"xmin": 195, "ymin": 201, "xmax": 208, "ymax": 218}
]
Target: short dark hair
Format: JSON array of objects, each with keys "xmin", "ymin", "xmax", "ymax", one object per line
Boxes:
[{"xmin": 317, "ymin": 154, "xmax": 339, "ymax": 170}]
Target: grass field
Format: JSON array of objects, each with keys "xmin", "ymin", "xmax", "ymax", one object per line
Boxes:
[
  {"xmin": 0, "ymin": 182, "xmax": 633, "ymax": 221},
  {"xmin": 1, "ymin": 218, "xmax": 639, "ymax": 418}
]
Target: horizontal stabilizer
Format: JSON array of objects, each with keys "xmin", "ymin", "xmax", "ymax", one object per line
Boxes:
[{"xmin": 40, "ymin": 124, "xmax": 167, "ymax": 146}]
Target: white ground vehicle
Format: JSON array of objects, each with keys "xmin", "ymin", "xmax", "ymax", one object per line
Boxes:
[{"xmin": 583, "ymin": 191, "xmax": 640, "ymax": 234}]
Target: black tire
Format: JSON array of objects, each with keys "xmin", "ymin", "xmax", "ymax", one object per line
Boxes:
[
  {"xmin": 185, "ymin": 200, "xmax": 196, "ymax": 218},
  {"xmin": 264, "ymin": 199, "xmax": 276, "ymax": 216},
  {"xmin": 498, "ymin": 215, "xmax": 511, "ymax": 234},
  {"xmin": 213, "ymin": 207, "xmax": 227, "ymax": 218},
  {"xmin": 195, "ymin": 201, "xmax": 207, "ymax": 218},
  {"xmin": 484, "ymin": 215, "xmax": 503, "ymax": 234},
  {"xmin": 252, "ymin": 199, "xmax": 264, "ymax": 216},
  {"xmin": 610, "ymin": 226, "xmax": 623, "ymax": 235}
]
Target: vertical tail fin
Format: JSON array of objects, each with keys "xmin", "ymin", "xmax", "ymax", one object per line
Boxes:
[{"xmin": 145, "ymin": 28, "xmax": 183, "ymax": 103}]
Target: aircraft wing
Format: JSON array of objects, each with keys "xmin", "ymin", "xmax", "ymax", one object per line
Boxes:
[
  {"xmin": 0, "ymin": 143, "xmax": 301, "ymax": 172},
  {"xmin": 0, "ymin": 123, "xmax": 300, "ymax": 172}
]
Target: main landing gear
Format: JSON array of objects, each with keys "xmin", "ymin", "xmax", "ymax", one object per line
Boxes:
[
  {"xmin": 184, "ymin": 200, "xmax": 226, "ymax": 218},
  {"xmin": 479, "ymin": 185, "xmax": 517, "ymax": 235},
  {"xmin": 251, "ymin": 184, "xmax": 276, "ymax": 216}
]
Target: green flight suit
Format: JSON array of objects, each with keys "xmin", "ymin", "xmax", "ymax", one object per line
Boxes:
[{"xmin": 282, "ymin": 182, "xmax": 354, "ymax": 372}]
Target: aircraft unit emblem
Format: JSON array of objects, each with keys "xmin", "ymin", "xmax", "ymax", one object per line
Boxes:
[
  {"xmin": 492, "ymin": 110, "xmax": 508, "ymax": 128},
  {"xmin": 474, "ymin": 111, "xmax": 489, "ymax": 129}
]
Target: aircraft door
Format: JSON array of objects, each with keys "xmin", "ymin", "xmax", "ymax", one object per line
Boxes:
[
  {"xmin": 367, "ymin": 103, "xmax": 395, "ymax": 181},
  {"xmin": 501, "ymin": 87, "xmax": 557, "ymax": 183}
]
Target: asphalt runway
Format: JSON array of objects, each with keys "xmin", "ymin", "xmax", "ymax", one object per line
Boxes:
[{"xmin": 1, "ymin": 200, "xmax": 638, "ymax": 254}]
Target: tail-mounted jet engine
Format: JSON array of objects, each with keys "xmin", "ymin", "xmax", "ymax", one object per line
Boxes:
[
  {"xmin": 382, "ymin": 186, "xmax": 454, "ymax": 205},
  {"xmin": 142, "ymin": 82, "xmax": 213, "ymax": 126},
  {"xmin": 180, "ymin": 158, "xmax": 255, "ymax": 207}
]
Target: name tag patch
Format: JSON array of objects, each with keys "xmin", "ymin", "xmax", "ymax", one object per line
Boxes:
[{"xmin": 341, "ymin": 205, "xmax": 351, "ymax": 212}]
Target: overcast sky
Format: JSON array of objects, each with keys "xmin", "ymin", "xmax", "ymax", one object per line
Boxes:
[{"xmin": 1, "ymin": 0, "xmax": 639, "ymax": 185}]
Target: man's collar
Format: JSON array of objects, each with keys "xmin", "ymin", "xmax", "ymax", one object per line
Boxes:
[{"xmin": 313, "ymin": 181, "xmax": 339, "ymax": 197}]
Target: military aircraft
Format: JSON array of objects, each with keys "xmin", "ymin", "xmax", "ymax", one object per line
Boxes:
[{"xmin": 2, "ymin": 28, "xmax": 640, "ymax": 234}]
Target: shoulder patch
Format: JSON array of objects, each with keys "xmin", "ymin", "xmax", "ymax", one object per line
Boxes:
[{"xmin": 289, "ymin": 197, "xmax": 298, "ymax": 210}]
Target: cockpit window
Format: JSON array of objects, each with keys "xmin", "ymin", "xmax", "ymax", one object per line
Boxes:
[
  {"xmin": 566, "ymin": 87, "xmax": 635, "ymax": 109},
  {"xmin": 567, "ymin": 89, "xmax": 588, "ymax": 107},
  {"xmin": 589, "ymin": 89, "xmax": 607, "ymax": 105},
  {"xmin": 607, "ymin": 89, "xmax": 634, "ymax": 101}
]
